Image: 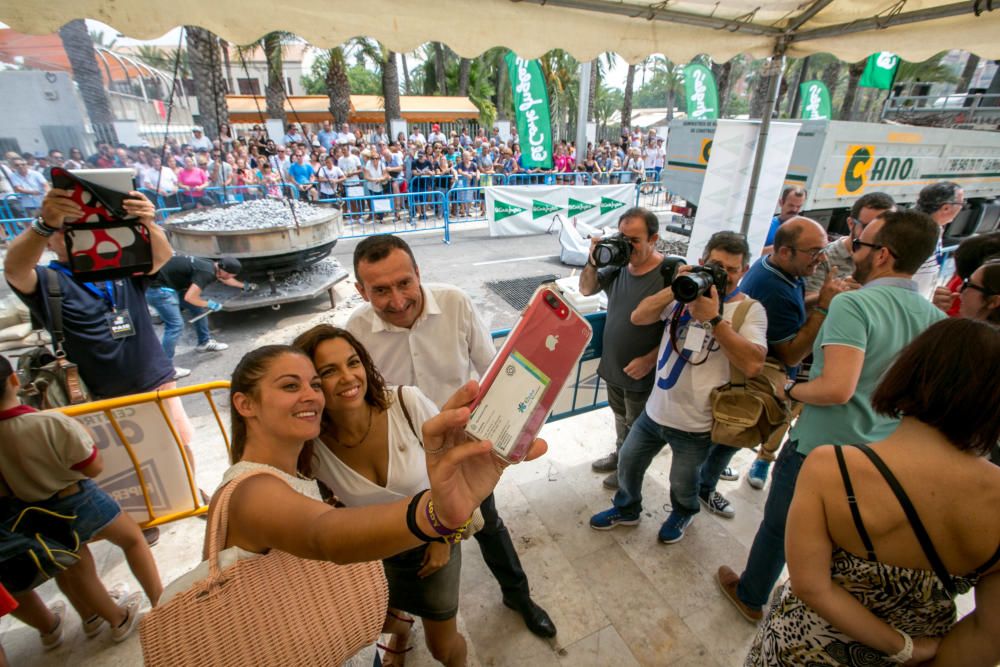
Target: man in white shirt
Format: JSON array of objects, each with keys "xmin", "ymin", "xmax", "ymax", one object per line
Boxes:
[
  {"xmin": 409, "ymin": 128, "xmax": 426, "ymax": 145},
  {"xmin": 590, "ymin": 231, "xmax": 768, "ymax": 544},
  {"xmin": 427, "ymin": 123, "xmax": 447, "ymax": 146},
  {"xmin": 337, "ymin": 122, "xmax": 357, "ymax": 145},
  {"xmin": 141, "ymin": 155, "xmax": 179, "ymax": 206},
  {"xmin": 913, "ymin": 181, "xmax": 965, "ymax": 299},
  {"xmin": 189, "ymin": 128, "xmax": 213, "ymax": 152},
  {"xmin": 346, "ymin": 234, "xmax": 557, "ymax": 639}
]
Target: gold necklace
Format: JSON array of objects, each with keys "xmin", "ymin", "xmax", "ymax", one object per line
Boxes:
[{"xmin": 335, "ymin": 405, "xmax": 374, "ymax": 449}]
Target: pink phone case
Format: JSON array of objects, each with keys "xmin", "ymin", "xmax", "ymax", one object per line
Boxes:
[{"xmin": 468, "ymin": 286, "xmax": 593, "ymax": 463}]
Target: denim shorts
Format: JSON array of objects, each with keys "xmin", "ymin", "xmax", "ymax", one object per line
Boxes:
[{"xmin": 40, "ymin": 479, "xmax": 121, "ymax": 542}]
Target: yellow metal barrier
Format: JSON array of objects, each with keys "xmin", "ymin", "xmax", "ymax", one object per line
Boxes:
[{"xmin": 55, "ymin": 381, "xmax": 232, "ymax": 528}]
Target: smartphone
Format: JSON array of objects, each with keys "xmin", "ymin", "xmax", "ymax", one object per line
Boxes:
[{"xmin": 466, "ymin": 286, "xmax": 593, "ymax": 463}]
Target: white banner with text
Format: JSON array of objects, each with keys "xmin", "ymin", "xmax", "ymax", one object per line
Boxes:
[{"xmin": 486, "ymin": 184, "xmax": 635, "ymax": 237}]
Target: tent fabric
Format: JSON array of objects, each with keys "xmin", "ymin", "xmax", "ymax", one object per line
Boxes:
[
  {"xmin": 226, "ymin": 95, "xmax": 480, "ymax": 124},
  {"xmin": 4, "ymin": 0, "xmax": 999, "ymax": 63}
]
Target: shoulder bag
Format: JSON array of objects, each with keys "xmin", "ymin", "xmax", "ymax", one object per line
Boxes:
[{"xmin": 139, "ymin": 469, "xmax": 388, "ymax": 666}]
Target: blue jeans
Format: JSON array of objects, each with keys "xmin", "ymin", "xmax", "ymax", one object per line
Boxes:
[
  {"xmin": 145, "ymin": 287, "xmax": 210, "ymax": 361},
  {"xmin": 613, "ymin": 410, "xmax": 716, "ymax": 519},
  {"xmin": 736, "ymin": 440, "xmax": 807, "ymax": 610},
  {"xmin": 698, "ymin": 443, "xmax": 741, "ymax": 497}
]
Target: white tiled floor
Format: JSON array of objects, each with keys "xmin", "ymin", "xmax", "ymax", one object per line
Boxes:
[{"xmin": 2, "ymin": 407, "xmax": 975, "ymax": 666}]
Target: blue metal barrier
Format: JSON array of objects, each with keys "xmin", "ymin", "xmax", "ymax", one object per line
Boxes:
[
  {"xmin": 446, "ymin": 187, "xmax": 487, "ymax": 224},
  {"xmin": 319, "ymin": 190, "xmax": 450, "ymax": 242},
  {"xmin": 506, "ymin": 172, "xmax": 592, "ymax": 186},
  {"xmin": 490, "ymin": 311, "xmax": 608, "ymax": 422}
]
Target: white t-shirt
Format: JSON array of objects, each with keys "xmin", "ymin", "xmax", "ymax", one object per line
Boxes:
[
  {"xmin": 428, "ymin": 131, "xmax": 447, "ymax": 145},
  {"xmin": 316, "ymin": 164, "xmax": 345, "ymax": 195},
  {"xmin": 345, "ymin": 283, "xmax": 496, "ymax": 407},
  {"xmin": 645, "ymin": 297, "xmax": 768, "ymax": 432},
  {"xmin": 190, "ymin": 135, "xmax": 212, "ymax": 151},
  {"xmin": 409, "ymin": 131, "xmax": 426, "ymax": 144},
  {"xmin": 363, "ymin": 159, "xmax": 385, "ymax": 192},
  {"xmin": 338, "ymin": 155, "xmax": 362, "ymax": 182},
  {"xmin": 337, "ymin": 132, "xmax": 357, "ymax": 145},
  {"xmin": 913, "ymin": 228, "xmax": 943, "ymax": 300},
  {"xmin": 311, "ymin": 386, "xmax": 436, "ymax": 507},
  {"xmin": 143, "ymin": 166, "xmax": 178, "ymax": 194}
]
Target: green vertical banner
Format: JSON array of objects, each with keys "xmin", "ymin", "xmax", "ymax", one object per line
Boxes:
[
  {"xmin": 798, "ymin": 80, "xmax": 832, "ymax": 119},
  {"xmin": 859, "ymin": 52, "xmax": 900, "ymax": 89},
  {"xmin": 683, "ymin": 64, "xmax": 719, "ymax": 120},
  {"xmin": 505, "ymin": 52, "xmax": 553, "ymax": 169}
]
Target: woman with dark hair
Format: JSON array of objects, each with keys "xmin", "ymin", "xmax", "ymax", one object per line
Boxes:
[
  {"xmin": 959, "ymin": 257, "xmax": 1000, "ymax": 325},
  {"xmin": 198, "ymin": 345, "xmax": 542, "ymax": 665},
  {"xmin": 293, "ymin": 326, "xmax": 469, "ymax": 667},
  {"xmin": 747, "ymin": 318, "xmax": 1000, "ymax": 666}
]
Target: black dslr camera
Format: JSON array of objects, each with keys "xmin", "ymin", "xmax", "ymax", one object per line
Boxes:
[
  {"xmin": 591, "ymin": 234, "xmax": 632, "ymax": 268},
  {"xmin": 671, "ymin": 260, "xmax": 728, "ymax": 305}
]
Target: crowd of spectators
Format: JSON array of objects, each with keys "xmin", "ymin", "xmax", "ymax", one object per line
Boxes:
[{"xmin": 0, "ymin": 122, "xmax": 667, "ymax": 223}]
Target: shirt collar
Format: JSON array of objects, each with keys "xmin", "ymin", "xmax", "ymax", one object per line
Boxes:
[
  {"xmin": 368, "ymin": 285, "xmax": 441, "ymax": 333},
  {"xmin": 0, "ymin": 405, "xmax": 37, "ymax": 421},
  {"xmin": 761, "ymin": 256, "xmax": 801, "ymax": 288},
  {"xmin": 863, "ymin": 277, "xmax": 919, "ymax": 291}
]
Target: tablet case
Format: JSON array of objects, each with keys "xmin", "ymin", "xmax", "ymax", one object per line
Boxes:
[{"xmin": 50, "ymin": 168, "xmax": 153, "ymax": 280}]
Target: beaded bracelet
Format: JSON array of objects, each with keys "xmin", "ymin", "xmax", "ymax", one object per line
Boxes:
[
  {"xmin": 426, "ymin": 498, "xmax": 473, "ymax": 544},
  {"xmin": 405, "ymin": 490, "xmax": 444, "ymax": 543},
  {"xmin": 30, "ymin": 217, "xmax": 56, "ymax": 238}
]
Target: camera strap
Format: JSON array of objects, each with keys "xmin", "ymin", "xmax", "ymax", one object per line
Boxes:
[{"xmin": 667, "ymin": 289, "xmax": 741, "ymax": 367}]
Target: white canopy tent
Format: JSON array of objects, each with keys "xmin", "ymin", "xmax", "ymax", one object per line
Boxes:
[
  {"xmin": 5, "ymin": 0, "xmax": 998, "ymax": 233},
  {"xmin": 4, "ymin": 0, "xmax": 1000, "ymax": 63}
]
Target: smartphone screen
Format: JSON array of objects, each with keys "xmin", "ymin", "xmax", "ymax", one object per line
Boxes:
[{"xmin": 467, "ymin": 287, "xmax": 592, "ymax": 463}]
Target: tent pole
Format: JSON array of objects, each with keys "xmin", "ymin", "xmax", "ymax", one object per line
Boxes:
[
  {"xmin": 740, "ymin": 48, "xmax": 786, "ymax": 237},
  {"xmin": 575, "ymin": 60, "xmax": 592, "ymax": 167}
]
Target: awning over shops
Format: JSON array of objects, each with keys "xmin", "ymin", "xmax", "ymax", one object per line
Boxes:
[
  {"xmin": 226, "ymin": 95, "xmax": 480, "ymax": 124},
  {"xmin": 5, "ymin": 1, "xmax": 999, "ymax": 64}
]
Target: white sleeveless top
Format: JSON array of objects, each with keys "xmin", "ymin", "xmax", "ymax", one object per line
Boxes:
[{"xmin": 312, "ymin": 386, "xmax": 438, "ymax": 507}]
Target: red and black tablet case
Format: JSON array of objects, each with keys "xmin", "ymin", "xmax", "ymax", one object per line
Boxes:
[{"xmin": 50, "ymin": 168, "xmax": 152, "ymax": 280}]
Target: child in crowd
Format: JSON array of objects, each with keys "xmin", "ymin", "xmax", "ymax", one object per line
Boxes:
[{"xmin": 0, "ymin": 355, "xmax": 161, "ymax": 653}]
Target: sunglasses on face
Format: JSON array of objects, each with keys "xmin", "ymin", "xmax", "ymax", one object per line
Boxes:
[
  {"xmin": 852, "ymin": 238, "xmax": 898, "ymax": 258},
  {"xmin": 960, "ymin": 279, "xmax": 992, "ymax": 296}
]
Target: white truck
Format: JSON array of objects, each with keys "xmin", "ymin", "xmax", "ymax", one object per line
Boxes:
[{"xmin": 662, "ymin": 119, "xmax": 1000, "ymax": 243}]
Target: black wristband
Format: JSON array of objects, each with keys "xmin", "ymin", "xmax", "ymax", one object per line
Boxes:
[{"xmin": 406, "ymin": 489, "xmax": 444, "ymax": 543}]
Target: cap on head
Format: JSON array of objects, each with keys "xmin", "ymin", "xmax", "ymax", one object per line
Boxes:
[{"xmin": 217, "ymin": 256, "xmax": 242, "ymax": 275}]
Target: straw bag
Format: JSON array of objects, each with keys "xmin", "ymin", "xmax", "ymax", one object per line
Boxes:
[{"xmin": 139, "ymin": 469, "xmax": 388, "ymax": 666}]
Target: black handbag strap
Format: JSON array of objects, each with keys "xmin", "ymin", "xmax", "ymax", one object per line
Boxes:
[
  {"xmin": 396, "ymin": 386, "xmax": 422, "ymax": 448},
  {"xmin": 847, "ymin": 443, "xmax": 957, "ymax": 596},
  {"xmin": 44, "ymin": 269, "xmax": 67, "ymax": 355},
  {"xmin": 834, "ymin": 446, "xmax": 877, "ymax": 562}
]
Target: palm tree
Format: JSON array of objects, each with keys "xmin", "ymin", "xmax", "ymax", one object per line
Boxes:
[
  {"xmin": 262, "ymin": 32, "xmax": 288, "ymax": 123},
  {"xmin": 748, "ymin": 58, "xmax": 774, "ymax": 119},
  {"xmin": 648, "ymin": 56, "xmax": 684, "ymax": 121},
  {"xmin": 186, "ymin": 27, "xmax": 228, "ymax": 139},
  {"xmin": 458, "ymin": 58, "xmax": 472, "ymax": 97},
  {"xmin": 495, "ymin": 48, "xmax": 510, "ymax": 120},
  {"xmin": 433, "ymin": 43, "xmax": 449, "ymax": 95},
  {"xmin": 712, "ymin": 59, "xmax": 733, "ymax": 117},
  {"xmin": 381, "ymin": 49, "xmax": 401, "ymax": 128},
  {"xmin": 400, "ymin": 53, "xmax": 412, "ymax": 95},
  {"xmin": 539, "ymin": 50, "xmax": 578, "ymax": 141},
  {"xmin": 59, "ymin": 19, "xmax": 118, "ymax": 144},
  {"xmin": 325, "ymin": 47, "xmax": 350, "ymax": 126},
  {"xmin": 840, "ymin": 60, "xmax": 867, "ymax": 120},
  {"xmin": 621, "ymin": 63, "xmax": 636, "ymax": 134}
]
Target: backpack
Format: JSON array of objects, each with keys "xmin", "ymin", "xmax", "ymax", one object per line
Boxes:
[
  {"xmin": 709, "ymin": 299, "xmax": 792, "ymax": 449},
  {"xmin": 16, "ymin": 269, "xmax": 91, "ymax": 409}
]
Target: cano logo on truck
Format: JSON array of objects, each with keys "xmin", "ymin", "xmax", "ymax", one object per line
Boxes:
[{"xmin": 838, "ymin": 144, "xmax": 917, "ymax": 196}]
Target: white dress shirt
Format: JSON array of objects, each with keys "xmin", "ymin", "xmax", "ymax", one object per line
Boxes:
[{"xmin": 346, "ymin": 283, "xmax": 496, "ymax": 407}]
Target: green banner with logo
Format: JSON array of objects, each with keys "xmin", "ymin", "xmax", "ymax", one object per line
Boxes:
[
  {"xmin": 505, "ymin": 52, "xmax": 554, "ymax": 169},
  {"xmin": 486, "ymin": 184, "xmax": 633, "ymax": 236},
  {"xmin": 799, "ymin": 80, "xmax": 832, "ymax": 120},
  {"xmin": 683, "ymin": 64, "xmax": 719, "ymax": 120},
  {"xmin": 859, "ymin": 52, "xmax": 900, "ymax": 90}
]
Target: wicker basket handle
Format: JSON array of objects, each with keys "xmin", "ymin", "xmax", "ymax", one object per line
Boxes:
[{"xmin": 205, "ymin": 469, "xmax": 290, "ymax": 579}]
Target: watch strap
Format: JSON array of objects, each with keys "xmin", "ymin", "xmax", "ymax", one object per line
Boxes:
[{"xmin": 887, "ymin": 628, "xmax": 913, "ymax": 663}]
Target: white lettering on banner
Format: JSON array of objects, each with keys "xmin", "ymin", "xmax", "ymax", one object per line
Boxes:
[
  {"xmin": 876, "ymin": 52, "xmax": 898, "ymax": 70},
  {"xmin": 514, "ymin": 58, "xmax": 550, "ymax": 163},
  {"xmin": 689, "ymin": 69, "xmax": 715, "ymax": 120},
  {"xmin": 805, "ymin": 83, "xmax": 823, "ymax": 119}
]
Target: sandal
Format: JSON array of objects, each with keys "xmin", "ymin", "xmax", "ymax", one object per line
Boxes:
[{"xmin": 379, "ymin": 610, "xmax": 414, "ymax": 667}]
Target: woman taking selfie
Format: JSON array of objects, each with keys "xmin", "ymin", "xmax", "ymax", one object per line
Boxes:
[
  {"xmin": 747, "ymin": 318, "xmax": 1000, "ymax": 666},
  {"xmin": 191, "ymin": 344, "xmax": 544, "ymax": 665},
  {"xmin": 294, "ymin": 325, "xmax": 469, "ymax": 666}
]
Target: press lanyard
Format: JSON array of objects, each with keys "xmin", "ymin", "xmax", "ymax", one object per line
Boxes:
[{"xmin": 48, "ymin": 261, "xmax": 116, "ymax": 310}]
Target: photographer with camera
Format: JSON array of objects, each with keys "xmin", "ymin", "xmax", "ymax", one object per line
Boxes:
[
  {"xmin": 589, "ymin": 232, "xmax": 767, "ymax": 543},
  {"xmin": 579, "ymin": 208, "xmax": 679, "ymax": 489}
]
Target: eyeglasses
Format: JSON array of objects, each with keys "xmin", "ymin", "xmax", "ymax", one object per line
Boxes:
[
  {"xmin": 947, "ymin": 201, "xmax": 968, "ymax": 208},
  {"xmin": 790, "ymin": 247, "xmax": 826, "ymax": 260},
  {"xmin": 852, "ymin": 238, "xmax": 897, "ymax": 257},
  {"xmin": 960, "ymin": 279, "xmax": 992, "ymax": 296}
]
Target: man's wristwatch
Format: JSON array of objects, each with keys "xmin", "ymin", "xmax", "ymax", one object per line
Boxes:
[
  {"xmin": 704, "ymin": 314, "xmax": 723, "ymax": 332},
  {"xmin": 784, "ymin": 380, "xmax": 797, "ymax": 402}
]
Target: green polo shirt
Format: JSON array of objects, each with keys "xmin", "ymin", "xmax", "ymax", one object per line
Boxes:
[{"xmin": 792, "ymin": 278, "xmax": 946, "ymax": 456}]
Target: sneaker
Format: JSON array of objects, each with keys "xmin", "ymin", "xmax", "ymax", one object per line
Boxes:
[
  {"xmin": 699, "ymin": 491, "xmax": 736, "ymax": 518},
  {"xmin": 591, "ymin": 451, "xmax": 618, "ymax": 473},
  {"xmin": 110, "ymin": 592, "xmax": 144, "ymax": 643},
  {"xmin": 589, "ymin": 507, "xmax": 640, "ymax": 530},
  {"xmin": 40, "ymin": 600, "xmax": 66, "ymax": 650},
  {"xmin": 601, "ymin": 471, "xmax": 619, "ymax": 490},
  {"xmin": 716, "ymin": 566, "xmax": 763, "ymax": 623},
  {"xmin": 747, "ymin": 459, "xmax": 772, "ymax": 490},
  {"xmin": 195, "ymin": 339, "xmax": 228, "ymax": 353},
  {"xmin": 173, "ymin": 366, "xmax": 191, "ymax": 380},
  {"xmin": 83, "ymin": 584, "xmax": 128, "ymax": 638},
  {"xmin": 657, "ymin": 512, "xmax": 693, "ymax": 544},
  {"xmin": 719, "ymin": 466, "xmax": 739, "ymax": 482}
]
